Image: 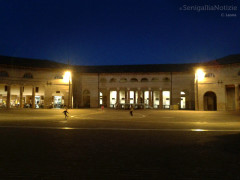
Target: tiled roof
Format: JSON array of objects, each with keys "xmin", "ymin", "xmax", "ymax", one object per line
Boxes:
[
  {"xmin": 73, "ymin": 63, "xmax": 197, "ymax": 73},
  {"xmin": 0, "ymin": 55, "xmax": 67, "ymax": 69},
  {"xmin": 1, "ymin": 54, "xmax": 240, "ymax": 73}
]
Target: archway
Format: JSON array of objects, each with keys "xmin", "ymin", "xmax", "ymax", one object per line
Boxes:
[
  {"xmin": 83, "ymin": 90, "xmax": 90, "ymax": 108},
  {"xmin": 204, "ymin": 91, "xmax": 217, "ymax": 111}
]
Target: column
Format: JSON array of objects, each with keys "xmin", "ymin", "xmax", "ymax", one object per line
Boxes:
[
  {"xmin": 32, "ymin": 86, "xmax": 35, "ymax": 109},
  {"xmin": 149, "ymin": 89, "xmax": 152, "ymax": 107},
  {"xmin": 159, "ymin": 89, "xmax": 163, "ymax": 109},
  {"xmin": 116, "ymin": 89, "xmax": 120, "ymax": 104},
  {"xmin": 20, "ymin": 86, "xmax": 23, "ymax": 108},
  {"xmin": 127, "ymin": 89, "xmax": 130, "ymax": 104},
  {"xmin": 6, "ymin": 85, "xmax": 11, "ymax": 109},
  {"xmin": 235, "ymin": 84, "xmax": 239, "ymax": 111},
  {"xmin": 134, "ymin": 91, "xmax": 136, "ymax": 104},
  {"xmin": 125, "ymin": 89, "xmax": 127, "ymax": 104},
  {"xmin": 137, "ymin": 90, "xmax": 141, "ymax": 104},
  {"xmin": 107, "ymin": 89, "xmax": 110, "ymax": 108}
]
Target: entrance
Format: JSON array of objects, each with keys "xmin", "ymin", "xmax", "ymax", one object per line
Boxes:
[
  {"xmin": 180, "ymin": 91, "xmax": 186, "ymax": 109},
  {"xmin": 204, "ymin": 91, "xmax": 217, "ymax": 111},
  {"xmin": 54, "ymin": 96, "xmax": 62, "ymax": 108},
  {"xmin": 163, "ymin": 91, "xmax": 170, "ymax": 109},
  {"xmin": 110, "ymin": 91, "xmax": 117, "ymax": 108},
  {"xmin": 35, "ymin": 96, "xmax": 40, "ymax": 108},
  {"xmin": 153, "ymin": 91, "xmax": 160, "ymax": 109},
  {"xmin": 83, "ymin": 90, "xmax": 90, "ymax": 108},
  {"xmin": 226, "ymin": 86, "xmax": 235, "ymax": 110}
]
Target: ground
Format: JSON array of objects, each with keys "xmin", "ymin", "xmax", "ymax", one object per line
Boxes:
[{"xmin": 0, "ymin": 109, "xmax": 240, "ymax": 179}]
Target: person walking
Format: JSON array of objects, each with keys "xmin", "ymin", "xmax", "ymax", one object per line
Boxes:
[
  {"xmin": 130, "ymin": 105, "xmax": 133, "ymax": 116},
  {"xmin": 63, "ymin": 108, "xmax": 69, "ymax": 120}
]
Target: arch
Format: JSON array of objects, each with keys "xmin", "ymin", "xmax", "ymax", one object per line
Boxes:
[
  {"xmin": 204, "ymin": 91, "xmax": 217, "ymax": 111},
  {"xmin": 23, "ymin": 73, "xmax": 33, "ymax": 79},
  {"xmin": 205, "ymin": 73, "xmax": 215, "ymax": 78},
  {"xmin": 119, "ymin": 78, "xmax": 127, "ymax": 83},
  {"xmin": 83, "ymin": 89, "xmax": 90, "ymax": 108},
  {"xmin": 100, "ymin": 78, "xmax": 107, "ymax": 83},
  {"xmin": 0, "ymin": 71, "xmax": 9, "ymax": 77},
  {"xmin": 141, "ymin": 78, "xmax": 148, "ymax": 82},
  {"xmin": 109, "ymin": 78, "xmax": 117, "ymax": 83},
  {"xmin": 151, "ymin": 77, "xmax": 159, "ymax": 82},
  {"xmin": 130, "ymin": 78, "xmax": 138, "ymax": 82}
]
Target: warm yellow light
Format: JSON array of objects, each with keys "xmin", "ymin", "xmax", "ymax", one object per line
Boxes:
[
  {"xmin": 196, "ymin": 69, "xmax": 205, "ymax": 81},
  {"xmin": 191, "ymin": 129, "xmax": 208, "ymax": 132},
  {"xmin": 63, "ymin": 71, "xmax": 71, "ymax": 83}
]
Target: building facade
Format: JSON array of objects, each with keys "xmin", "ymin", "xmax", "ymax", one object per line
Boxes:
[{"xmin": 0, "ymin": 55, "xmax": 239, "ymax": 111}]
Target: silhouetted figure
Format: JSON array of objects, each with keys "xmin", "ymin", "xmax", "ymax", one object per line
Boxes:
[
  {"xmin": 63, "ymin": 109, "xmax": 69, "ymax": 120},
  {"xmin": 130, "ymin": 106, "xmax": 133, "ymax": 116}
]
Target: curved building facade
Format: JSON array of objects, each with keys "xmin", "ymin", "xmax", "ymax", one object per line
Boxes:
[{"xmin": 0, "ymin": 55, "xmax": 239, "ymax": 111}]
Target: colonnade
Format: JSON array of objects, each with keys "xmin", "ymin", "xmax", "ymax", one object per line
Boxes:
[
  {"xmin": 107, "ymin": 88, "xmax": 165, "ymax": 109},
  {"xmin": 4, "ymin": 85, "xmax": 36, "ymax": 108}
]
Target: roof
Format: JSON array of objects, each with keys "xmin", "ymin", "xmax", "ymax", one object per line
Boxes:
[
  {"xmin": 74, "ymin": 64, "xmax": 197, "ymax": 73},
  {"xmin": 1, "ymin": 54, "xmax": 240, "ymax": 73},
  {"xmin": 0, "ymin": 55, "xmax": 67, "ymax": 69},
  {"xmin": 205, "ymin": 54, "xmax": 240, "ymax": 65}
]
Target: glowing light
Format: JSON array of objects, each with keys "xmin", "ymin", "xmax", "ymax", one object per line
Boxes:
[
  {"xmin": 62, "ymin": 127, "xmax": 73, "ymax": 130},
  {"xmin": 191, "ymin": 129, "xmax": 208, "ymax": 132},
  {"xmin": 63, "ymin": 71, "xmax": 71, "ymax": 83},
  {"xmin": 196, "ymin": 69, "xmax": 205, "ymax": 81}
]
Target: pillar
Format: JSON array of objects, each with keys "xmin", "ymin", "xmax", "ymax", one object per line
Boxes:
[
  {"xmin": 137, "ymin": 90, "xmax": 141, "ymax": 104},
  {"xmin": 107, "ymin": 89, "xmax": 110, "ymax": 108},
  {"xmin": 159, "ymin": 89, "xmax": 163, "ymax": 109},
  {"xmin": 235, "ymin": 84, "xmax": 239, "ymax": 111},
  {"xmin": 125, "ymin": 89, "xmax": 127, "ymax": 104},
  {"xmin": 20, "ymin": 86, "xmax": 23, "ymax": 108},
  {"xmin": 32, "ymin": 86, "xmax": 35, "ymax": 109},
  {"xmin": 116, "ymin": 89, "xmax": 120, "ymax": 104},
  {"xmin": 127, "ymin": 89, "xmax": 130, "ymax": 104},
  {"xmin": 149, "ymin": 90, "xmax": 152, "ymax": 107},
  {"xmin": 134, "ymin": 91, "xmax": 136, "ymax": 104},
  {"xmin": 6, "ymin": 85, "xmax": 11, "ymax": 109}
]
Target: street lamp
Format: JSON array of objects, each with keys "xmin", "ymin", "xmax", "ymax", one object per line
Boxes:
[
  {"xmin": 195, "ymin": 69, "xmax": 205, "ymax": 110},
  {"xmin": 63, "ymin": 71, "xmax": 71, "ymax": 109}
]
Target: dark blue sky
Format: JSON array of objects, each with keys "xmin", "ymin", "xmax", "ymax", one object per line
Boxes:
[{"xmin": 0, "ymin": 0, "xmax": 239, "ymax": 65}]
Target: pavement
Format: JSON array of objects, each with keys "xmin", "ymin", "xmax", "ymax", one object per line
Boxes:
[{"xmin": 0, "ymin": 109, "xmax": 240, "ymax": 179}]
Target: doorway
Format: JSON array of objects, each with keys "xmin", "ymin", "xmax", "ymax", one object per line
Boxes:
[{"xmin": 204, "ymin": 91, "xmax": 217, "ymax": 111}]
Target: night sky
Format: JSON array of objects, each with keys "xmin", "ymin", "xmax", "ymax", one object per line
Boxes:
[{"xmin": 0, "ymin": 0, "xmax": 239, "ymax": 65}]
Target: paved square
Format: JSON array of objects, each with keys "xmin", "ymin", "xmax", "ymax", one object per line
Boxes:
[{"xmin": 0, "ymin": 109, "xmax": 240, "ymax": 179}]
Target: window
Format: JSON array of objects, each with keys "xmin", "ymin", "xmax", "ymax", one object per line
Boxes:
[
  {"xmin": 36, "ymin": 87, "xmax": 39, "ymax": 93},
  {"xmin": 141, "ymin": 78, "xmax": 148, "ymax": 82},
  {"xmin": 130, "ymin": 78, "xmax": 138, "ymax": 82},
  {"xmin": 5, "ymin": 86, "xmax": 7, "ymax": 92},
  {"xmin": 205, "ymin": 73, "xmax": 215, "ymax": 78},
  {"xmin": 119, "ymin": 78, "xmax": 127, "ymax": 83},
  {"xmin": 109, "ymin": 78, "xmax": 117, "ymax": 83},
  {"xmin": 23, "ymin": 73, "xmax": 33, "ymax": 79},
  {"xmin": 0, "ymin": 71, "xmax": 9, "ymax": 77}
]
